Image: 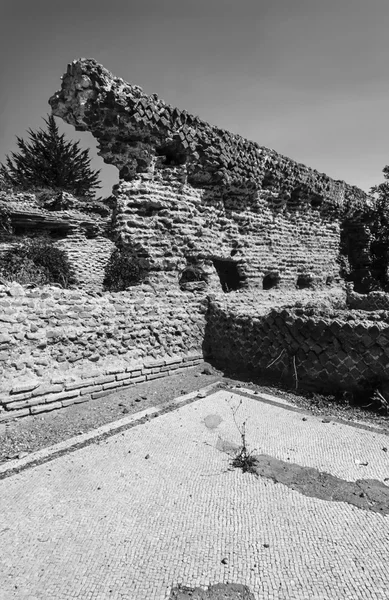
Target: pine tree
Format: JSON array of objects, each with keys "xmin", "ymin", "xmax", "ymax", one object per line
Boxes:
[{"xmin": 0, "ymin": 115, "xmax": 101, "ymax": 197}]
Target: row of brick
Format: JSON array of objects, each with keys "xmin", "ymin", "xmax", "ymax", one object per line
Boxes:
[
  {"xmin": 204, "ymin": 299, "xmax": 389, "ymax": 394},
  {"xmin": 0, "ymin": 353, "xmax": 203, "ymax": 421}
]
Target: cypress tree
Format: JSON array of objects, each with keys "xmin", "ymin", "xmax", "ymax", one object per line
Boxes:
[{"xmin": 0, "ymin": 115, "xmax": 101, "ymax": 197}]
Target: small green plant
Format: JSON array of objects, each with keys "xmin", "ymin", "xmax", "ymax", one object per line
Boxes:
[
  {"xmin": 362, "ymin": 389, "xmax": 389, "ymax": 415},
  {"xmin": 103, "ymin": 248, "xmax": 147, "ymax": 291},
  {"xmin": 0, "ymin": 254, "xmax": 47, "ymax": 286},
  {"xmin": 0, "ymin": 236, "xmax": 75, "ymax": 287},
  {"xmin": 230, "ymin": 399, "xmax": 258, "ymax": 474},
  {"xmin": 0, "ymin": 203, "xmax": 12, "ymax": 233}
]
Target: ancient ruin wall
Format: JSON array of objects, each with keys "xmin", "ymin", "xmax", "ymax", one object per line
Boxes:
[
  {"xmin": 0, "ymin": 191, "xmax": 115, "ymax": 290},
  {"xmin": 347, "ymin": 288, "xmax": 389, "ymax": 311},
  {"xmin": 50, "ymin": 59, "xmax": 373, "ymax": 289},
  {"xmin": 204, "ymin": 294, "xmax": 389, "ymax": 395},
  {"xmin": 0, "ymin": 283, "xmax": 205, "ymax": 420}
]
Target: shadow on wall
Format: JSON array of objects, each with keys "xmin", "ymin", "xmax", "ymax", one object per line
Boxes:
[
  {"xmin": 263, "ymin": 272, "xmax": 280, "ymax": 290},
  {"xmin": 202, "ymin": 300, "xmax": 389, "ymax": 400},
  {"xmin": 212, "ymin": 258, "xmax": 246, "ymax": 292}
]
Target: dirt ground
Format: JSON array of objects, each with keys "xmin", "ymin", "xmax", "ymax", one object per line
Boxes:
[{"xmin": 0, "ymin": 362, "xmax": 388, "ymax": 463}]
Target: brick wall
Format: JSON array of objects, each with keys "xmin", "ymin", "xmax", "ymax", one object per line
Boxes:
[
  {"xmin": 204, "ymin": 294, "xmax": 389, "ymax": 395},
  {"xmin": 347, "ymin": 287, "xmax": 389, "ymax": 311},
  {"xmin": 50, "ymin": 58, "xmax": 375, "ymax": 292},
  {"xmin": 112, "ymin": 168, "xmax": 343, "ymax": 289},
  {"xmin": 56, "ymin": 235, "xmax": 114, "ymax": 290},
  {"xmin": 0, "ymin": 283, "xmax": 206, "ymax": 420},
  {"xmin": 3, "ymin": 283, "xmax": 389, "ymax": 420}
]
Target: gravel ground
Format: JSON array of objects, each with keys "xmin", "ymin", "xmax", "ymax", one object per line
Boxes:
[
  {"xmin": 0, "ymin": 364, "xmax": 220, "ymax": 463},
  {"xmin": 1, "ymin": 363, "xmax": 388, "ymax": 464},
  {"xmin": 225, "ymin": 371, "xmax": 389, "ymax": 433}
]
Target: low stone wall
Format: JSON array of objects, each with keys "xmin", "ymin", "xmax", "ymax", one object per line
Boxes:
[
  {"xmin": 204, "ymin": 294, "xmax": 389, "ymax": 395},
  {"xmin": 0, "ymin": 354, "xmax": 203, "ymax": 421},
  {"xmin": 0, "ymin": 283, "xmax": 206, "ymax": 420},
  {"xmin": 3, "ymin": 279, "xmax": 389, "ymax": 420},
  {"xmin": 347, "ymin": 288, "xmax": 389, "ymax": 311}
]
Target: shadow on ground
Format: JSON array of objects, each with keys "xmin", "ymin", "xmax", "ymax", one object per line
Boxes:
[{"xmin": 169, "ymin": 583, "xmax": 255, "ymax": 600}]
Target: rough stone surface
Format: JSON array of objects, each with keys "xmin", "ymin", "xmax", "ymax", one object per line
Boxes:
[
  {"xmin": 204, "ymin": 291, "xmax": 389, "ymax": 395},
  {"xmin": 3, "ymin": 282, "xmax": 389, "ymax": 417},
  {"xmin": 49, "ymin": 58, "xmax": 374, "ymax": 290},
  {"xmin": 347, "ymin": 287, "xmax": 389, "ymax": 311},
  {"xmin": 0, "ymin": 190, "xmax": 114, "ymax": 290},
  {"xmin": 0, "ymin": 283, "xmax": 205, "ymax": 417},
  {"xmin": 0, "ymin": 59, "xmax": 387, "ymax": 418}
]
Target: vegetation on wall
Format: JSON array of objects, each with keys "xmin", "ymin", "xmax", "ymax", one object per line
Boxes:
[
  {"xmin": 369, "ymin": 166, "xmax": 389, "ymax": 290},
  {"xmin": 103, "ymin": 248, "xmax": 147, "ymax": 291},
  {"xmin": 337, "ymin": 166, "xmax": 389, "ymax": 294},
  {"xmin": 0, "ymin": 203, "xmax": 13, "ymax": 233},
  {"xmin": 0, "ymin": 115, "xmax": 101, "ymax": 198},
  {"xmin": 0, "ymin": 236, "xmax": 75, "ymax": 288}
]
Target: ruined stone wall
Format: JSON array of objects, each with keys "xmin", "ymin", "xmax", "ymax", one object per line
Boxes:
[
  {"xmin": 347, "ymin": 288, "xmax": 389, "ymax": 311},
  {"xmin": 50, "ymin": 59, "xmax": 374, "ymax": 291},
  {"xmin": 204, "ymin": 293, "xmax": 389, "ymax": 395},
  {"xmin": 0, "ymin": 283, "xmax": 205, "ymax": 420},
  {"xmin": 0, "ymin": 191, "xmax": 115, "ymax": 290},
  {"xmin": 112, "ymin": 168, "xmax": 343, "ymax": 289},
  {"xmin": 55, "ymin": 235, "xmax": 114, "ymax": 290}
]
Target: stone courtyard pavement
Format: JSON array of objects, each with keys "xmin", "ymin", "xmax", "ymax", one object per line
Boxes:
[{"xmin": 0, "ymin": 389, "xmax": 388, "ymax": 600}]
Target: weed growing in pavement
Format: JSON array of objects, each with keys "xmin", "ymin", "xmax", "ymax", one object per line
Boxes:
[
  {"xmin": 363, "ymin": 389, "xmax": 389, "ymax": 415},
  {"xmin": 230, "ymin": 398, "xmax": 258, "ymax": 475}
]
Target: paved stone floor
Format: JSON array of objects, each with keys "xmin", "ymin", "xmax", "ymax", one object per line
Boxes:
[{"xmin": 0, "ymin": 390, "xmax": 388, "ymax": 600}]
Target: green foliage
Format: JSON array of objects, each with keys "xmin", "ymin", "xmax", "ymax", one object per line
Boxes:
[
  {"xmin": 103, "ymin": 248, "xmax": 147, "ymax": 291},
  {"xmin": 0, "ymin": 115, "xmax": 101, "ymax": 198},
  {"xmin": 0, "ymin": 203, "xmax": 12, "ymax": 233},
  {"xmin": 230, "ymin": 399, "xmax": 258, "ymax": 475},
  {"xmin": 0, "ymin": 171, "xmax": 12, "ymax": 192},
  {"xmin": 0, "ymin": 237, "xmax": 75, "ymax": 288}
]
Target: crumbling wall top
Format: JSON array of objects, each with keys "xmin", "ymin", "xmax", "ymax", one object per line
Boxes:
[{"xmin": 50, "ymin": 58, "xmax": 372, "ymax": 218}]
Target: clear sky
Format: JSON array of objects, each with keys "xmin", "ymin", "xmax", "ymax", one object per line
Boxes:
[{"xmin": 1, "ymin": 0, "xmax": 389, "ymax": 198}]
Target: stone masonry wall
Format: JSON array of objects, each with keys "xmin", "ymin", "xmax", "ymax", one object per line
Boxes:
[
  {"xmin": 112, "ymin": 167, "xmax": 343, "ymax": 289},
  {"xmin": 204, "ymin": 293, "xmax": 389, "ymax": 395},
  {"xmin": 347, "ymin": 288, "xmax": 389, "ymax": 311},
  {"xmin": 0, "ymin": 191, "xmax": 115, "ymax": 290},
  {"xmin": 0, "ymin": 283, "xmax": 205, "ymax": 420},
  {"xmin": 55, "ymin": 235, "xmax": 114, "ymax": 290},
  {"xmin": 3, "ymin": 280, "xmax": 389, "ymax": 420},
  {"xmin": 49, "ymin": 59, "xmax": 374, "ymax": 290}
]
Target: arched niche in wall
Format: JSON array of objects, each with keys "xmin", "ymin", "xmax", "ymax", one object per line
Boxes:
[
  {"xmin": 296, "ymin": 274, "xmax": 314, "ymax": 289},
  {"xmin": 212, "ymin": 258, "xmax": 246, "ymax": 293},
  {"xmin": 263, "ymin": 272, "xmax": 280, "ymax": 290},
  {"xmin": 179, "ymin": 262, "xmax": 208, "ymax": 292}
]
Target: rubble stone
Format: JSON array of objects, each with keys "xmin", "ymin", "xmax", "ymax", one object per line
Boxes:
[{"xmin": 49, "ymin": 58, "xmax": 375, "ymax": 290}]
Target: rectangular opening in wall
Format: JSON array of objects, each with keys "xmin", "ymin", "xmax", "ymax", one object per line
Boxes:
[{"xmin": 212, "ymin": 258, "xmax": 246, "ymax": 292}]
